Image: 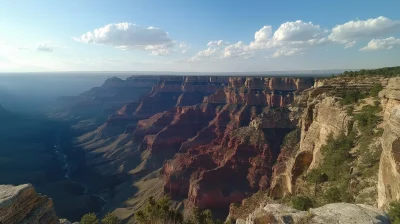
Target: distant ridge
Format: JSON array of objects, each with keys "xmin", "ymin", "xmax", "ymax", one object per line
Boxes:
[{"xmin": 0, "ymin": 69, "xmax": 360, "ymax": 77}]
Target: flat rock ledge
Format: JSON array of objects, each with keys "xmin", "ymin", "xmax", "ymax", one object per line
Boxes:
[{"xmin": 236, "ymin": 203, "xmax": 390, "ymax": 224}]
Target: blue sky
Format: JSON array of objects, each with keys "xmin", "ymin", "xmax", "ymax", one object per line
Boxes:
[{"xmin": 1, "ymin": 0, "xmax": 400, "ymax": 72}]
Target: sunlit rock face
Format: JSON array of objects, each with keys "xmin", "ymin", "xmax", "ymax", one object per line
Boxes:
[
  {"xmin": 236, "ymin": 203, "xmax": 390, "ymax": 224},
  {"xmin": 0, "ymin": 184, "xmax": 59, "ymax": 224},
  {"xmin": 378, "ymin": 77, "xmax": 400, "ymax": 209}
]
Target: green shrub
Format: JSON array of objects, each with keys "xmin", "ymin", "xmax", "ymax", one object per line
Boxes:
[
  {"xmin": 305, "ymin": 132, "xmax": 356, "ymax": 205},
  {"xmin": 188, "ymin": 207, "xmax": 221, "ymax": 224},
  {"xmin": 292, "ymin": 196, "xmax": 314, "ymax": 211},
  {"xmin": 346, "ymin": 105, "xmax": 354, "ymax": 116},
  {"xmin": 324, "ymin": 187, "xmax": 342, "ymax": 203},
  {"xmin": 388, "ymin": 201, "xmax": 400, "ymax": 224},
  {"xmin": 339, "ymin": 90, "xmax": 367, "ymax": 105},
  {"xmin": 323, "ymin": 186, "xmax": 353, "ymax": 204},
  {"xmin": 135, "ymin": 196, "xmax": 183, "ymax": 224},
  {"xmin": 134, "ymin": 197, "xmax": 222, "ymax": 224},
  {"xmin": 101, "ymin": 213, "xmax": 120, "ymax": 224},
  {"xmin": 281, "ymin": 129, "xmax": 300, "ymax": 148},
  {"xmin": 369, "ymin": 84, "xmax": 383, "ymax": 97},
  {"xmin": 81, "ymin": 213, "xmax": 99, "ymax": 224},
  {"xmin": 320, "ymin": 133, "xmax": 354, "ymax": 181},
  {"xmin": 306, "ymin": 168, "xmax": 327, "ymax": 184}
]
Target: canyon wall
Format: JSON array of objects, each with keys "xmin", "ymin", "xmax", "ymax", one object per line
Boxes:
[
  {"xmin": 228, "ymin": 74, "xmax": 400, "ymax": 223},
  {"xmin": 70, "ymin": 76, "xmax": 315, "ymax": 221},
  {"xmin": 378, "ymin": 77, "xmax": 400, "ymax": 208},
  {"xmin": 269, "ymin": 93, "xmax": 353, "ymax": 198}
]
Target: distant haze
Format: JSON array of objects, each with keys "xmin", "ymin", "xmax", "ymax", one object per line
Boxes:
[
  {"xmin": 0, "ymin": 70, "xmax": 352, "ymax": 113},
  {"xmin": 0, "ymin": 75, "xmax": 121, "ymax": 112}
]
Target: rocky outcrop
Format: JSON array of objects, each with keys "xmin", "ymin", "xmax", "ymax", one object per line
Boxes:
[
  {"xmin": 236, "ymin": 203, "xmax": 390, "ymax": 224},
  {"xmin": 378, "ymin": 77, "xmax": 400, "ymax": 209},
  {"xmin": 0, "ymin": 184, "xmax": 59, "ymax": 224},
  {"xmin": 269, "ymin": 92, "xmax": 353, "ymax": 198},
  {"xmin": 203, "ymin": 77, "xmax": 313, "ymax": 107}
]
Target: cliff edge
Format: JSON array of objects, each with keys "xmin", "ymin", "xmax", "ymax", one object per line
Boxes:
[{"xmin": 0, "ymin": 184, "xmax": 59, "ymax": 224}]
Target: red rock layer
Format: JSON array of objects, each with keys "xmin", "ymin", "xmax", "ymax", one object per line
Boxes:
[
  {"xmin": 204, "ymin": 88, "xmax": 295, "ymax": 106},
  {"xmin": 160, "ymin": 105, "xmax": 286, "ymax": 213},
  {"xmin": 227, "ymin": 77, "xmax": 314, "ymax": 91}
]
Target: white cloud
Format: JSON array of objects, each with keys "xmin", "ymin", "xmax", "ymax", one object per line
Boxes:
[
  {"xmin": 190, "ymin": 20, "xmax": 326, "ymax": 61},
  {"xmin": 249, "ymin": 21, "xmax": 327, "ymax": 52},
  {"xmin": 254, "ymin": 26, "xmax": 273, "ymax": 43},
  {"xmin": 73, "ymin": 22, "xmax": 176, "ymax": 55},
  {"xmin": 273, "ymin": 20, "xmax": 322, "ymax": 41},
  {"xmin": 329, "ymin": 16, "xmax": 400, "ymax": 47},
  {"xmin": 344, "ymin": 41, "xmax": 356, "ymax": 49},
  {"xmin": 360, "ymin": 37, "xmax": 400, "ymax": 51},
  {"xmin": 272, "ymin": 48, "xmax": 304, "ymax": 58},
  {"xmin": 36, "ymin": 41, "xmax": 55, "ymax": 52},
  {"xmin": 220, "ymin": 41, "xmax": 252, "ymax": 59},
  {"xmin": 188, "ymin": 47, "xmax": 220, "ymax": 61},
  {"xmin": 179, "ymin": 42, "xmax": 190, "ymax": 53},
  {"xmin": 207, "ymin": 40, "xmax": 229, "ymax": 47}
]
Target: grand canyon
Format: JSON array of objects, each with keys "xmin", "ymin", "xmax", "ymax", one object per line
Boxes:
[{"xmin": 1, "ymin": 67, "xmax": 400, "ymax": 223}]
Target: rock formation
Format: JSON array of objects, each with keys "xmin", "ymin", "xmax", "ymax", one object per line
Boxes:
[
  {"xmin": 71, "ymin": 76, "xmax": 314, "ymax": 220},
  {"xmin": 227, "ymin": 73, "xmax": 399, "ymax": 223},
  {"xmin": 236, "ymin": 203, "xmax": 390, "ymax": 224},
  {"xmin": 378, "ymin": 77, "xmax": 400, "ymax": 209},
  {"xmin": 0, "ymin": 184, "xmax": 59, "ymax": 224},
  {"xmin": 269, "ymin": 94, "xmax": 354, "ymax": 198}
]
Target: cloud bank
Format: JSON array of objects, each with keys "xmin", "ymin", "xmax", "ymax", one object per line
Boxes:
[{"xmin": 184, "ymin": 16, "xmax": 400, "ymax": 62}]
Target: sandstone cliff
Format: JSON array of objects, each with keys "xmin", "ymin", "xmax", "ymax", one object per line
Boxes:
[
  {"xmin": 0, "ymin": 184, "xmax": 59, "ymax": 224},
  {"xmin": 227, "ymin": 73, "xmax": 399, "ymax": 222},
  {"xmin": 378, "ymin": 77, "xmax": 400, "ymax": 209},
  {"xmin": 269, "ymin": 94, "xmax": 353, "ymax": 198}
]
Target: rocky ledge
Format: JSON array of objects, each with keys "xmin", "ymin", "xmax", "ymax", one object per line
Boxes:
[
  {"xmin": 237, "ymin": 203, "xmax": 390, "ymax": 224},
  {"xmin": 0, "ymin": 184, "xmax": 59, "ymax": 224}
]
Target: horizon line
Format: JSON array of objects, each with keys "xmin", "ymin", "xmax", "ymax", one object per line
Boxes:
[{"xmin": 0, "ymin": 68, "xmax": 361, "ymax": 75}]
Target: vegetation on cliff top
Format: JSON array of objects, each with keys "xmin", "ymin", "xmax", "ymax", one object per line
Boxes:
[
  {"xmin": 340, "ymin": 66, "xmax": 400, "ymax": 78},
  {"xmin": 134, "ymin": 196, "xmax": 223, "ymax": 224},
  {"xmin": 80, "ymin": 212, "xmax": 120, "ymax": 224},
  {"xmin": 338, "ymin": 83, "xmax": 383, "ymax": 106}
]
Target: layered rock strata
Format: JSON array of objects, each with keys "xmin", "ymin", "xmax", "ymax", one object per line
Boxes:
[
  {"xmin": 72, "ymin": 76, "xmax": 315, "ymax": 220},
  {"xmin": 0, "ymin": 184, "xmax": 59, "ymax": 224},
  {"xmin": 378, "ymin": 77, "xmax": 400, "ymax": 209}
]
